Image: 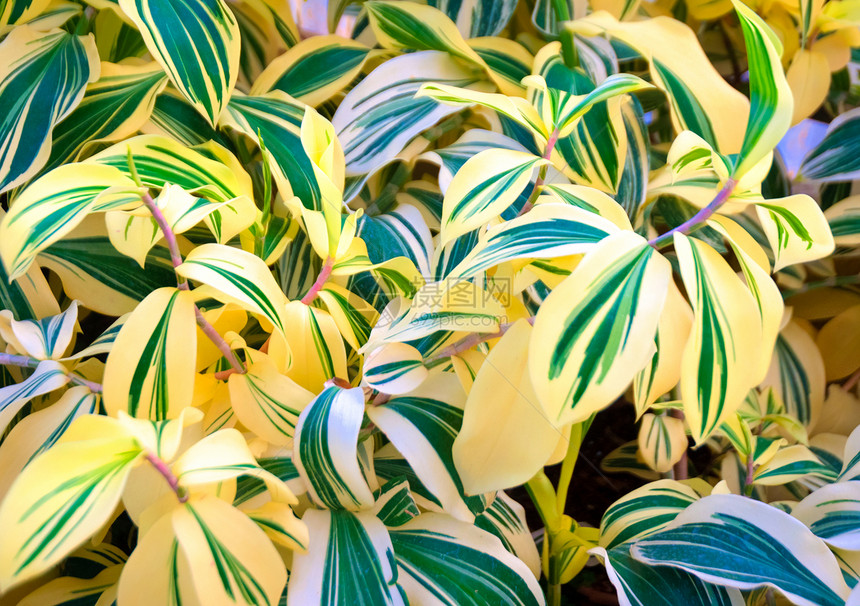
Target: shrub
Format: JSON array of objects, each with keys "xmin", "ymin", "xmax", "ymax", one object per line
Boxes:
[{"xmin": 0, "ymin": 0, "xmax": 858, "ymax": 604}]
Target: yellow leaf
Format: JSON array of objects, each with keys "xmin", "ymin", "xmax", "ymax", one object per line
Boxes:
[
  {"xmin": 787, "ymin": 49, "xmax": 831, "ymax": 125},
  {"xmin": 638, "ymin": 413, "xmax": 688, "ymax": 473}
]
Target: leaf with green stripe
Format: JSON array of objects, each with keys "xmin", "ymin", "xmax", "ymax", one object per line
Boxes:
[
  {"xmin": 289, "ymin": 508, "xmax": 405, "ymax": 606},
  {"xmin": 530, "ymin": 230, "xmax": 671, "ymax": 426},
  {"xmin": 118, "ymin": 0, "xmax": 240, "ymax": 126},
  {"xmin": 177, "ymin": 243, "xmax": 289, "ymax": 336},
  {"xmin": 540, "ymin": 183, "xmax": 633, "ymax": 228},
  {"xmin": 841, "ymin": 425, "xmax": 860, "ymax": 482},
  {"xmin": 373, "ymin": 478, "xmax": 421, "ymax": 528},
  {"xmin": 0, "ymin": 26, "xmax": 99, "ymax": 193},
  {"xmin": 731, "ymin": 0, "xmax": 793, "ymax": 178},
  {"xmin": 638, "ymin": 413, "xmax": 688, "ymax": 474},
  {"xmin": 251, "ymin": 35, "xmax": 372, "ymax": 107},
  {"xmin": 367, "ymin": 373, "xmax": 491, "ymax": 522},
  {"xmin": 0, "ymin": 212, "xmax": 60, "ymax": 320},
  {"xmin": 363, "ymin": 342, "xmax": 429, "ymax": 396},
  {"xmin": 798, "ymin": 107, "xmax": 860, "ymax": 182},
  {"xmin": 16, "ymin": 564, "xmax": 121, "ymax": 606},
  {"xmin": 228, "ymin": 348, "xmax": 314, "ymax": 446},
  {"xmin": 334, "ymin": 50, "xmax": 491, "ymax": 176},
  {"xmin": 358, "ymin": 203, "xmax": 434, "ymax": 277},
  {"xmin": 445, "ymin": 203, "xmax": 618, "ymax": 280},
  {"xmin": 143, "ymin": 88, "xmax": 230, "ymax": 146},
  {"xmin": 760, "ymin": 319, "xmax": 826, "ymax": 429},
  {"xmin": 599, "ymin": 479, "xmax": 712, "ymax": 550},
  {"xmin": 755, "ymin": 194, "xmax": 835, "ymax": 271},
  {"xmin": 103, "ymin": 287, "xmax": 197, "ymax": 420},
  {"xmin": 468, "ymin": 37, "xmax": 532, "ymax": 96},
  {"xmin": 532, "ymin": 0, "xmax": 576, "ymax": 35},
  {"xmin": 429, "ymin": 0, "xmax": 517, "ymax": 37},
  {"xmin": 388, "ymin": 512, "xmax": 544, "ymax": 606},
  {"xmin": 4, "ymin": 300, "xmax": 78, "ymax": 360},
  {"xmin": 674, "ymin": 233, "xmax": 762, "ymax": 444},
  {"xmin": 317, "ymin": 283, "xmax": 377, "ymax": 350},
  {"xmin": 119, "ymin": 495, "xmax": 287, "ymax": 605},
  {"xmin": 596, "ymin": 543, "xmax": 745, "ymax": 606},
  {"xmin": 242, "ymin": 501, "xmax": 308, "ymax": 552},
  {"xmin": 753, "ymin": 444, "xmax": 833, "ymax": 486},
  {"xmin": 0, "ymin": 162, "xmax": 141, "ymax": 280},
  {"xmin": 0, "ymin": 386, "xmax": 98, "ymax": 502},
  {"xmin": 223, "ymin": 91, "xmax": 323, "ymax": 212},
  {"xmin": 631, "ymin": 494, "xmax": 852, "ymax": 606},
  {"xmin": 43, "ymin": 61, "xmax": 168, "ymax": 173},
  {"xmin": 824, "ymin": 195, "xmax": 860, "ymax": 246},
  {"xmin": 293, "ymin": 385, "xmax": 375, "ymax": 511},
  {"xmin": 280, "ymin": 301, "xmax": 348, "ymax": 393},
  {"xmin": 475, "ymin": 491, "xmax": 541, "ymax": 578},
  {"xmin": 88, "ymin": 134, "xmax": 254, "ymax": 203},
  {"xmin": 0, "ymin": 359, "xmax": 70, "ymax": 438},
  {"xmin": 440, "ymin": 148, "xmax": 546, "ymax": 245},
  {"xmin": 0, "ymin": 0, "xmax": 52, "ymax": 29},
  {"xmin": 39, "ymin": 216, "xmax": 177, "ymax": 316},
  {"xmin": 0, "ymin": 431, "xmax": 142, "ymax": 591}
]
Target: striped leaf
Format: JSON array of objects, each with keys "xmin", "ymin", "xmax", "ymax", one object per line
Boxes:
[
  {"xmin": 0, "ymin": 162, "xmax": 140, "ymax": 279},
  {"xmin": 372, "ymin": 477, "xmax": 421, "ymax": 527},
  {"xmin": 232, "ymin": 0, "xmax": 298, "ymax": 87},
  {"xmin": 293, "ymin": 386, "xmax": 375, "ymax": 511},
  {"xmin": 568, "ymin": 13, "xmax": 749, "ymax": 154},
  {"xmin": 16, "ymin": 565, "xmax": 121, "ymax": 606},
  {"xmin": 0, "ymin": 0, "xmax": 52, "ymax": 29},
  {"xmin": 599, "ymin": 479, "xmax": 712, "ymax": 550},
  {"xmin": 799, "ymin": 107, "xmax": 860, "ymax": 182},
  {"xmin": 597, "ymin": 543, "xmax": 745, "ymax": 606},
  {"xmin": 228, "ymin": 348, "xmax": 314, "ymax": 446},
  {"xmin": 44, "ymin": 61, "xmax": 168, "ymax": 173},
  {"xmin": 631, "ymin": 494, "xmax": 851, "ymax": 606},
  {"xmin": 475, "ymin": 491, "xmax": 541, "ymax": 578},
  {"xmin": 88, "ymin": 134, "xmax": 254, "ymax": 203},
  {"xmin": 453, "ymin": 319, "xmax": 562, "ymax": 495},
  {"xmin": 177, "ymin": 243, "xmax": 289, "ymax": 336},
  {"xmin": 468, "ymin": 36, "xmax": 533, "ymax": 96},
  {"xmin": 223, "ymin": 92, "xmax": 322, "ymax": 212},
  {"xmin": 363, "ymin": 342, "xmax": 428, "ymax": 396},
  {"xmin": 707, "ymin": 216, "xmax": 783, "ymax": 384},
  {"xmin": 446, "ymin": 203, "xmax": 618, "ymax": 280},
  {"xmin": 4, "ymin": 300, "xmax": 77, "ymax": 360},
  {"xmin": 333, "ymin": 50, "xmax": 490, "ymax": 176},
  {"xmin": 388, "ymin": 512, "xmax": 544, "ymax": 606},
  {"xmin": 753, "ymin": 444, "xmax": 833, "ymax": 486},
  {"xmin": 0, "ymin": 211, "xmax": 61, "ymax": 320},
  {"xmin": 317, "ymin": 283, "xmax": 376, "ymax": 351},
  {"xmin": 0, "ymin": 26, "xmax": 99, "ymax": 193},
  {"xmin": 39, "ymin": 217, "xmax": 177, "ymax": 316},
  {"xmin": 242, "ymin": 501, "xmax": 308, "ymax": 552},
  {"xmin": 0, "ymin": 386, "xmax": 98, "ymax": 501},
  {"xmin": 824, "ymin": 195, "xmax": 860, "ymax": 246},
  {"xmin": 251, "ymin": 35, "xmax": 371, "ymax": 107},
  {"xmin": 0, "ymin": 359, "xmax": 69, "ymax": 438},
  {"xmin": 288, "ymin": 509, "xmax": 405, "ymax": 606},
  {"xmin": 530, "ymin": 231, "xmax": 671, "ymax": 426},
  {"xmin": 118, "ymin": 0, "xmax": 240, "ymax": 126},
  {"xmin": 638, "ymin": 413, "xmax": 688, "ymax": 474},
  {"xmin": 144, "ymin": 88, "xmax": 230, "ymax": 146},
  {"xmin": 358, "ymin": 203, "xmax": 434, "ymax": 278},
  {"xmin": 674, "ymin": 233, "xmax": 762, "ymax": 444},
  {"xmin": 601, "ymin": 441, "xmax": 661, "ymax": 481},
  {"xmin": 429, "ymin": 0, "xmax": 517, "ymax": 37},
  {"xmin": 842, "ymin": 425, "xmax": 860, "ymax": 482},
  {"xmin": 118, "ymin": 495, "xmax": 286, "ymax": 606},
  {"xmin": 103, "ymin": 287, "xmax": 197, "ymax": 420},
  {"xmin": 731, "ymin": 0, "xmax": 793, "ymax": 178},
  {"xmin": 367, "ymin": 373, "xmax": 489, "ymax": 522},
  {"xmin": 616, "ymin": 96, "xmax": 650, "ymax": 218},
  {"xmin": 632, "ymin": 281, "xmax": 693, "ymax": 415},
  {"xmin": 441, "ymin": 148, "xmax": 546, "ymax": 245},
  {"xmin": 760, "ymin": 320, "xmax": 826, "ymax": 429},
  {"xmin": 540, "ymin": 184, "xmax": 632, "ymax": 228},
  {"xmin": 755, "ymin": 194, "xmax": 834, "ymax": 271},
  {"xmin": 0, "ymin": 431, "xmax": 142, "ymax": 591},
  {"xmin": 234, "ymin": 456, "xmax": 301, "ymax": 507},
  {"xmin": 532, "ymin": 0, "xmax": 576, "ymax": 35},
  {"xmin": 278, "ymin": 301, "xmax": 348, "ymax": 393}
]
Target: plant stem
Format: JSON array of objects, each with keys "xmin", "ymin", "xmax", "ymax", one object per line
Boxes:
[
  {"xmin": 0, "ymin": 352, "xmax": 103, "ymax": 393},
  {"xmin": 844, "ymin": 366, "xmax": 860, "ymax": 391},
  {"xmin": 649, "ymin": 178, "xmax": 737, "ymax": 248},
  {"xmin": 301, "ymin": 256, "xmax": 334, "ymax": 305},
  {"xmin": 145, "ymin": 452, "xmax": 187, "ymax": 503},
  {"xmin": 782, "ymin": 274, "xmax": 860, "ymax": 299},
  {"xmin": 425, "ymin": 316, "xmax": 535, "ymax": 364},
  {"xmin": 138, "ymin": 190, "xmax": 245, "ymax": 375},
  {"xmin": 744, "ymin": 455, "xmax": 755, "ymax": 496},
  {"xmin": 547, "ymin": 582, "xmax": 562, "ymax": 606},
  {"xmin": 555, "ymin": 421, "xmax": 589, "ymax": 514},
  {"xmin": 670, "ymin": 408, "xmax": 688, "ymax": 480},
  {"xmin": 518, "ymin": 128, "xmax": 560, "ymax": 217}
]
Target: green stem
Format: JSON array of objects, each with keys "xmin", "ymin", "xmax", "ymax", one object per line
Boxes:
[
  {"xmin": 555, "ymin": 420, "xmax": 591, "ymax": 514},
  {"xmin": 547, "ymin": 582, "xmax": 562, "ymax": 606},
  {"xmin": 526, "ymin": 471, "xmax": 561, "ymax": 533}
]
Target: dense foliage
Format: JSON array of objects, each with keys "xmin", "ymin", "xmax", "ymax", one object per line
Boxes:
[{"xmin": 0, "ymin": 0, "xmax": 859, "ymax": 604}]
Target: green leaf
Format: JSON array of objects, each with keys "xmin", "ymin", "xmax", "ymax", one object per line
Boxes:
[
  {"xmin": 631, "ymin": 494, "xmax": 851, "ymax": 606},
  {"xmin": 388, "ymin": 512, "xmax": 544, "ymax": 605},
  {"xmin": 798, "ymin": 107, "xmax": 860, "ymax": 182},
  {"xmin": 118, "ymin": 0, "xmax": 240, "ymax": 126},
  {"xmin": 372, "ymin": 477, "xmax": 421, "ymax": 527},
  {"xmin": 0, "ymin": 360, "xmax": 70, "ymax": 438},
  {"xmin": 530, "ymin": 231, "xmax": 671, "ymax": 425},
  {"xmin": 793, "ymin": 481, "xmax": 860, "ymax": 550},
  {"xmin": 428, "ymin": 0, "xmax": 517, "ymax": 37},
  {"xmin": 0, "ymin": 26, "xmax": 99, "ymax": 193},
  {"xmin": 293, "ymin": 385, "xmax": 375, "ymax": 511},
  {"xmin": 289, "ymin": 509, "xmax": 405, "ymax": 606}
]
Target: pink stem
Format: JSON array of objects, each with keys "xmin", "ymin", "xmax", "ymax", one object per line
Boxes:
[
  {"xmin": 0, "ymin": 352, "xmax": 103, "ymax": 393},
  {"xmin": 139, "ymin": 191, "xmax": 245, "ymax": 375},
  {"xmin": 426, "ymin": 316, "xmax": 536, "ymax": 363},
  {"xmin": 145, "ymin": 452, "xmax": 187, "ymax": 503},
  {"xmin": 518, "ymin": 128, "xmax": 561, "ymax": 218},
  {"xmin": 301, "ymin": 256, "xmax": 334, "ymax": 305},
  {"xmin": 649, "ymin": 178, "xmax": 738, "ymax": 248}
]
